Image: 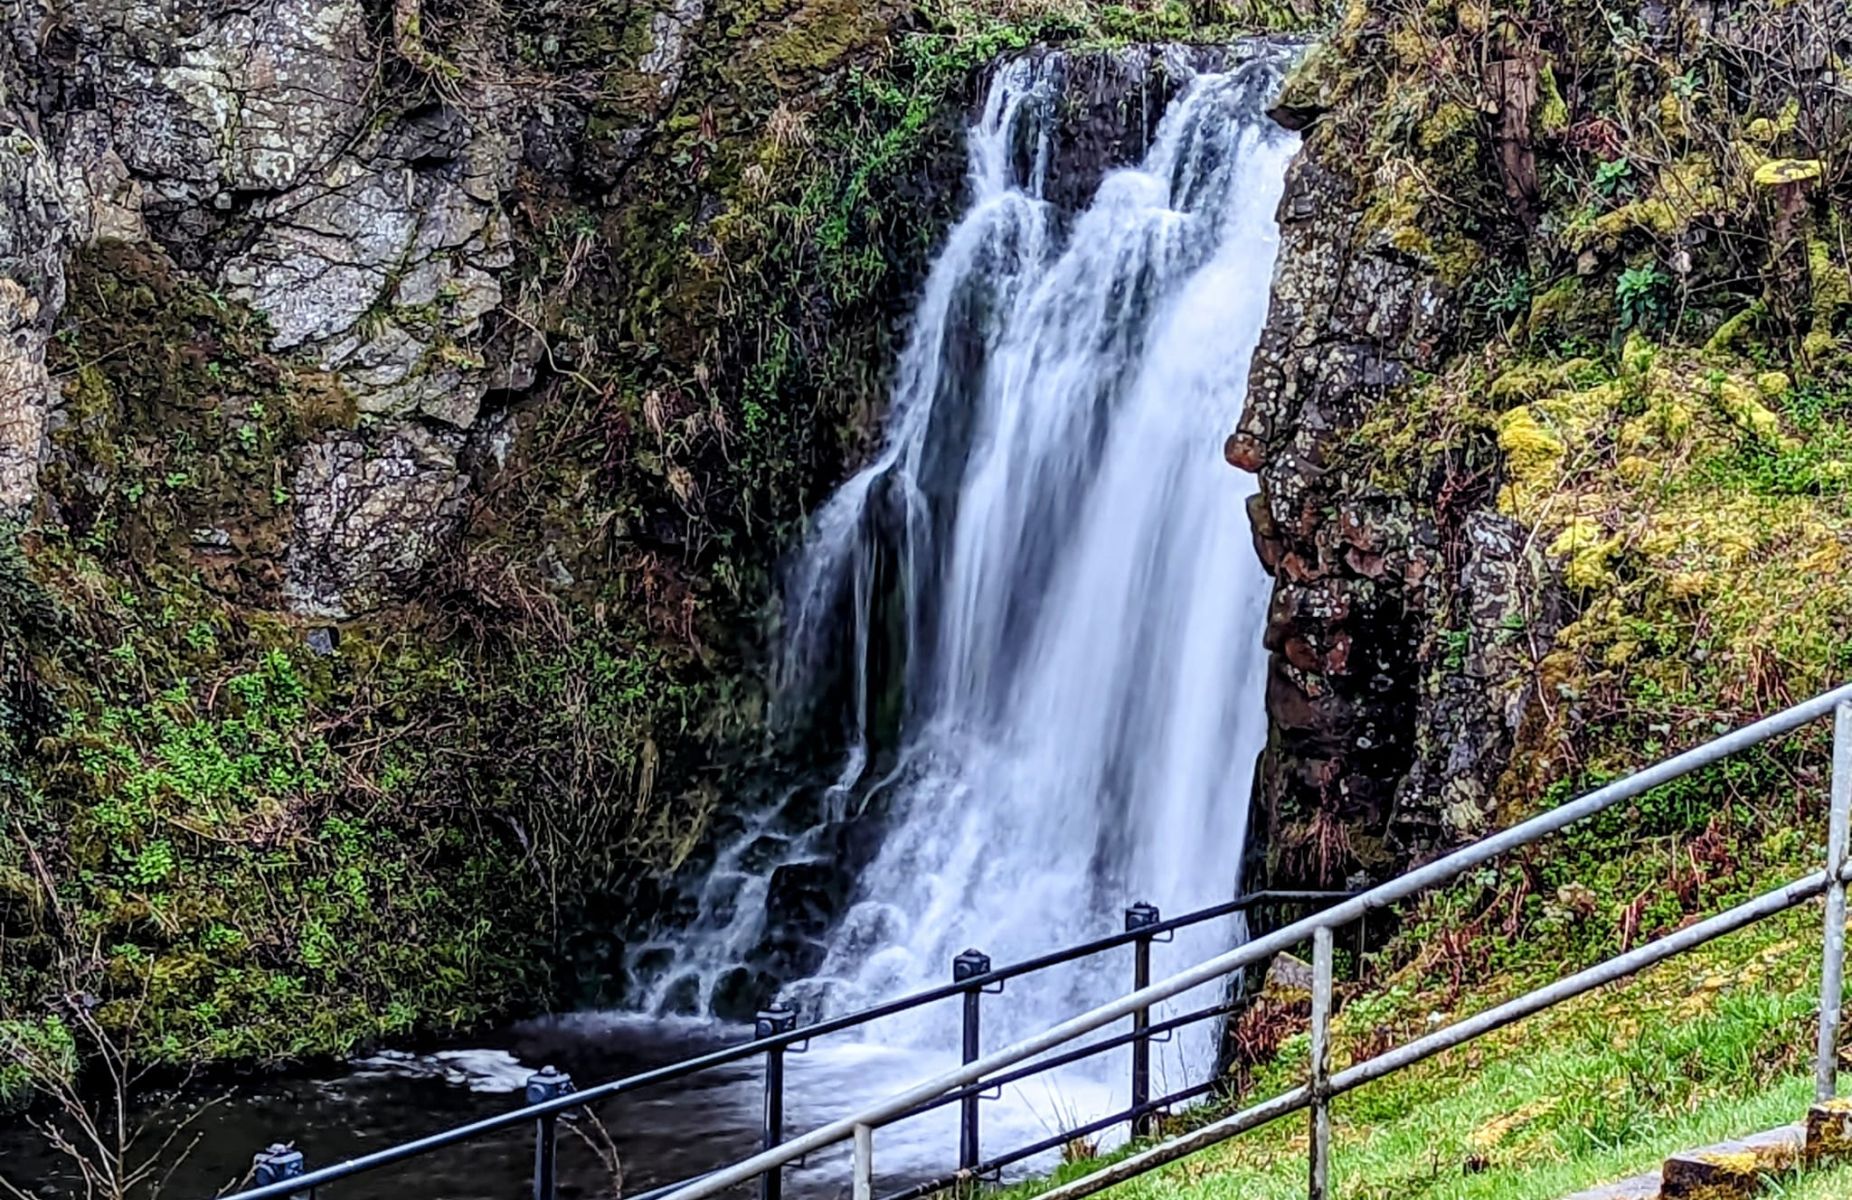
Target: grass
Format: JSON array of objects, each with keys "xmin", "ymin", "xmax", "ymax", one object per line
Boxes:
[
  {"xmin": 1015, "ymin": 903, "xmax": 1849, "ymax": 1200},
  {"xmin": 1769, "ymin": 1160, "xmax": 1852, "ymax": 1199}
]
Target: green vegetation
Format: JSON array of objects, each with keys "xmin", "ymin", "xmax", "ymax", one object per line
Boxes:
[
  {"xmin": 1020, "ymin": 907, "xmax": 1845, "ymax": 1200},
  {"xmin": 1, "ymin": 0, "xmax": 1326, "ymax": 1105},
  {"xmin": 1205, "ymin": 1, "xmax": 1851, "ymax": 1194},
  {"xmin": 1288, "ymin": 0, "xmax": 1851, "ymax": 945},
  {"xmin": 1773, "ymin": 1159, "xmax": 1852, "ymax": 1199}
]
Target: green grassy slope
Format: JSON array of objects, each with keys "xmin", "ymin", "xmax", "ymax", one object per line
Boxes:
[{"xmin": 1023, "ymin": 906, "xmax": 1848, "ymax": 1200}]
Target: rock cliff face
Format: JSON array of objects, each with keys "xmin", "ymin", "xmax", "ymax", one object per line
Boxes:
[
  {"xmin": 0, "ymin": 0, "xmax": 963, "ymax": 1070},
  {"xmin": 15, "ymin": 0, "xmax": 570, "ymax": 617},
  {"xmin": 1233, "ymin": 0, "xmax": 1850, "ymax": 921},
  {"xmin": 1232, "ymin": 135, "xmax": 1562, "ymax": 885}
]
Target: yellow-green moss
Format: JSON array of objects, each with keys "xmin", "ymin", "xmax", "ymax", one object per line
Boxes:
[
  {"xmin": 1714, "ymin": 378, "xmax": 1792, "ymax": 447},
  {"xmin": 1549, "ymin": 517, "xmax": 1619, "ymax": 589},
  {"xmin": 1569, "ymin": 157, "xmax": 1726, "ymax": 253},
  {"xmin": 1536, "ymin": 63, "xmax": 1568, "ymax": 134}
]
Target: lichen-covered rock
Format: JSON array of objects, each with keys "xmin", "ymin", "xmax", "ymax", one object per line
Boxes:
[
  {"xmin": 641, "ymin": 0, "xmax": 707, "ymax": 95},
  {"xmin": 284, "ymin": 426, "xmax": 472, "ymax": 618},
  {"xmin": 19, "ymin": 0, "xmax": 529, "ymax": 613},
  {"xmin": 119, "ymin": 0, "xmax": 371, "ymax": 193},
  {"xmin": 0, "ymin": 123, "xmax": 70, "ymax": 518},
  {"xmin": 1237, "ymin": 0, "xmax": 1850, "ymax": 912},
  {"xmin": 1235, "ymin": 139, "xmax": 1523, "ymax": 883}
]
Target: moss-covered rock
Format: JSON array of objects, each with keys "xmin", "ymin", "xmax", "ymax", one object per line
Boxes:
[{"xmin": 1237, "ymin": 0, "xmax": 1851, "ymax": 1006}]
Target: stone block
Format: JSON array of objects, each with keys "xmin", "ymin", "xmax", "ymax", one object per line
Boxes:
[
  {"xmin": 1659, "ymin": 1125, "xmax": 1803, "ymax": 1199},
  {"xmin": 1805, "ymin": 1097, "xmax": 1852, "ymax": 1162},
  {"xmin": 1557, "ymin": 1173, "xmax": 1659, "ymax": 1200}
]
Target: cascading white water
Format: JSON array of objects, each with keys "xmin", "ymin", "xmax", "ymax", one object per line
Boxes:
[
  {"xmin": 634, "ymin": 47, "xmax": 1298, "ymax": 1097},
  {"xmin": 778, "ymin": 46, "xmax": 1297, "ymax": 1042}
]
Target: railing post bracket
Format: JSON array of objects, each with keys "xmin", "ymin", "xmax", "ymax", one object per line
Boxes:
[
  {"xmin": 527, "ymin": 1065, "xmax": 575, "ymax": 1200},
  {"xmin": 252, "ymin": 1143, "xmax": 307, "ymax": 1199},
  {"xmin": 757, "ymin": 1006, "xmax": 800, "ymax": 1200}
]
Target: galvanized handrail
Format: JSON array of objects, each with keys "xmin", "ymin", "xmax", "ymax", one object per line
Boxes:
[
  {"xmin": 212, "ymin": 888, "xmax": 1347, "ymax": 1200},
  {"xmin": 654, "ymin": 682, "xmax": 1852, "ymax": 1200}
]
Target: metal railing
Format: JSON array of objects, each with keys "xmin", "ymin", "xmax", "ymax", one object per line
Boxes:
[
  {"xmin": 647, "ymin": 683, "xmax": 1852, "ymax": 1200},
  {"xmin": 215, "ymin": 889, "xmax": 1353, "ymax": 1200}
]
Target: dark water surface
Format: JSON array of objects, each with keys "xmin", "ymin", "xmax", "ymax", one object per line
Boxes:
[{"xmin": 0, "ymin": 1013, "xmax": 1109, "ymax": 1200}]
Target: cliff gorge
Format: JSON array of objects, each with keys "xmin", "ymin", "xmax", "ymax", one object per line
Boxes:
[
  {"xmin": 0, "ymin": 0, "xmax": 1316, "ymax": 1081},
  {"xmin": 1236, "ymin": 0, "xmax": 1851, "ymax": 964},
  {"xmin": 4, "ymin": 0, "xmax": 1843, "ymax": 1099}
]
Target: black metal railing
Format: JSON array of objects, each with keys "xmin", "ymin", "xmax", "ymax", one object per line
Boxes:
[{"xmin": 218, "ymin": 888, "xmax": 1354, "ymax": 1200}]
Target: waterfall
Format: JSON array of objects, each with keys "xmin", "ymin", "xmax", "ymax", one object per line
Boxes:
[{"xmin": 631, "ymin": 44, "xmax": 1298, "ymax": 1070}]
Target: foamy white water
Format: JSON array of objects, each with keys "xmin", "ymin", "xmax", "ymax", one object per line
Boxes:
[
  {"xmin": 632, "ymin": 43, "xmax": 1298, "ymax": 1156},
  {"xmin": 782, "ymin": 46, "xmax": 1293, "ymax": 1026}
]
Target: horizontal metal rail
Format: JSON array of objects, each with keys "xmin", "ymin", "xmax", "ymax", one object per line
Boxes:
[
  {"xmin": 1034, "ymin": 862, "xmax": 1849, "ymax": 1200},
  {"xmin": 882, "ymin": 1078, "xmax": 1226, "ymax": 1200},
  {"xmin": 214, "ymin": 888, "xmax": 1346, "ymax": 1200},
  {"xmin": 898, "ymin": 997, "xmax": 1242, "ymax": 1120},
  {"xmin": 657, "ymin": 682, "xmax": 1852, "ymax": 1200}
]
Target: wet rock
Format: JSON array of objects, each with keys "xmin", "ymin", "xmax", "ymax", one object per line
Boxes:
[
  {"xmin": 1004, "ymin": 44, "xmax": 1244, "ymax": 216},
  {"xmin": 522, "ymin": 105, "xmax": 586, "ymax": 178},
  {"xmin": 763, "ymin": 861, "xmax": 849, "ymax": 941},
  {"xmin": 708, "ymin": 965, "xmax": 780, "ymax": 1023},
  {"xmin": 1238, "ymin": 105, "xmax": 1560, "ymax": 888},
  {"xmin": 658, "ymin": 972, "xmax": 703, "ymax": 1017},
  {"xmin": 1225, "ymin": 432, "xmax": 1264, "ymax": 472}
]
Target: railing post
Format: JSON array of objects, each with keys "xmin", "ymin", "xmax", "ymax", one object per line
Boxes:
[
  {"xmin": 853, "ymin": 1122, "xmax": 876, "ymax": 1200},
  {"xmin": 1817, "ymin": 701, "xmax": 1852, "ymax": 1101},
  {"xmin": 252, "ymin": 1144, "xmax": 307, "ymax": 1199},
  {"xmin": 1126, "ymin": 901, "xmax": 1161, "ymax": 1138},
  {"xmin": 526, "ymin": 1065, "xmax": 575, "ymax": 1200},
  {"xmin": 953, "ymin": 948, "xmax": 992, "ymax": 1172},
  {"xmin": 1308, "ymin": 925, "xmax": 1334, "ymax": 1200},
  {"xmin": 757, "ymin": 1007, "xmax": 800, "ymax": 1200}
]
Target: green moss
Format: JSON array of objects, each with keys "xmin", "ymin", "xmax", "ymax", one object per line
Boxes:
[
  {"xmin": 1805, "ymin": 237, "xmax": 1851, "ymax": 361},
  {"xmin": 1547, "ymin": 517, "xmax": 1617, "ymax": 589},
  {"xmin": 1535, "ymin": 62, "xmax": 1568, "ymax": 134},
  {"xmin": 1704, "ymin": 300, "xmax": 1769, "ymax": 360},
  {"xmin": 1418, "ymin": 100, "xmax": 1475, "ymax": 150},
  {"xmin": 39, "ymin": 240, "xmax": 350, "ymax": 606},
  {"xmin": 1566, "ymin": 157, "xmax": 1726, "ymax": 254}
]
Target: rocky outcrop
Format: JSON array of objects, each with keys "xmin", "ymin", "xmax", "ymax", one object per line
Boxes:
[
  {"xmin": 0, "ymin": 164, "xmax": 66, "ymax": 519},
  {"xmin": 0, "ymin": 0, "xmax": 986, "ymax": 1069},
  {"xmin": 12, "ymin": 0, "xmax": 745, "ymax": 618},
  {"xmin": 1018, "ymin": 43, "xmax": 1241, "ymax": 213},
  {"xmin": 22, "ymin": 0, "xmax": 524, "ymax": 616},
  {"xmin": 285, "ymin": 426, "xmax": 475, "ymax": 617},
  {"xmin": 0, "ymin": 11, "xmax": 71, "ymax": 520},
  {"xmin": 1233, "ymin": 113, "xmax": 1562, "ymax": 887},
  {"xmin": 1235, "ymin": 0, "xmax": 1850, "ymax": 900}
]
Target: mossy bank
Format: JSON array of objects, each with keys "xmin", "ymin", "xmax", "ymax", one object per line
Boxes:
[{"xmin": 1235, "ymin": 0, "xmax": 1850, "ymax": 1021}]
